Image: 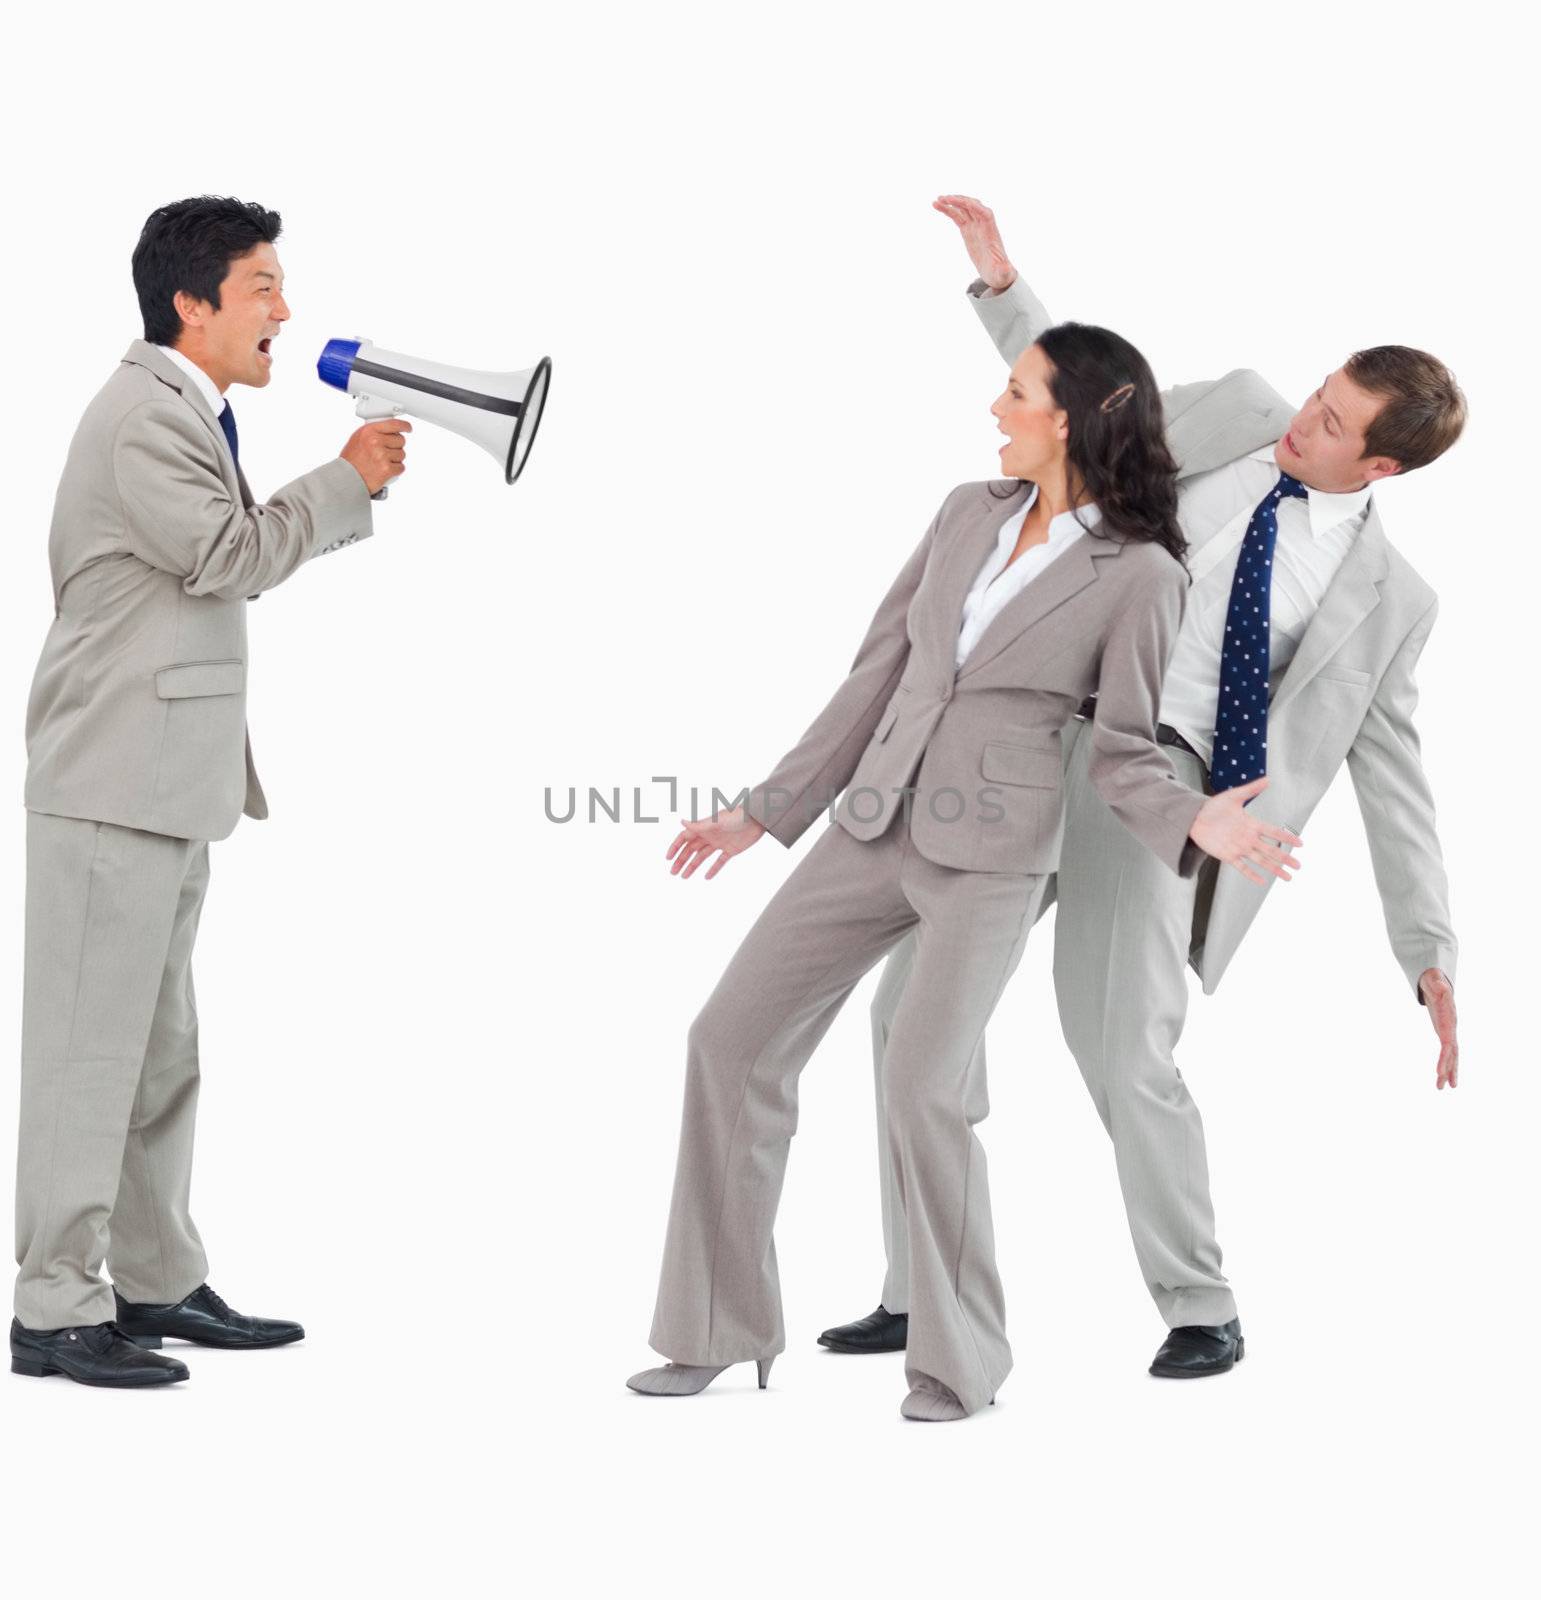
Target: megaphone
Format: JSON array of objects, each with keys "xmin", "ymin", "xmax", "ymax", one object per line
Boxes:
[{"xmin": 317, "ymin": 338, "xmax": 551, "ymax": 497}]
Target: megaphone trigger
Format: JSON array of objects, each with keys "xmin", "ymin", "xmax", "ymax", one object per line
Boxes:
[{"xmin": 353, "ymin": 398, "xmax": 404, "ymax": 500}]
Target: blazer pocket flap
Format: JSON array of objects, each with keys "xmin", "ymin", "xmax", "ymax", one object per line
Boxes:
[
  {"xmin": 1315, "ymin": 664, "xmax": 1372, "ymax": 687},
  {"xmin": 981, "ymin": 741, "xmax": 1059, "ymax": 787},
  {"xmin": 873, "ymin": 706, "xmax": 899, "ymax": 743},
  {"xmin": 155, "ymin": 659, "xmax": 246, "ymax": 699}
]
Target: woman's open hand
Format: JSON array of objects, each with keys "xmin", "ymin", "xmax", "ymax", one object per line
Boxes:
[
  {"xmin": 665, "ymin": 805, "xmax": 766, "ymax": 881},
  {"xmin": 1189, "ymin": 777, "xmax": 1303, "ymax": 886}
]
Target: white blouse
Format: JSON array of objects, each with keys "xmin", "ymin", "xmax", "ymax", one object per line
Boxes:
[{"xmin": 956, "ymin": 487, "xmax": 1101, "ymax": 669}]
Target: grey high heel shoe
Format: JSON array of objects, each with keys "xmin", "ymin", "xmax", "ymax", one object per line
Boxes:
[{"xmin": 626, "ymin": 1356, "xmax": 776, "ymax": 1396}]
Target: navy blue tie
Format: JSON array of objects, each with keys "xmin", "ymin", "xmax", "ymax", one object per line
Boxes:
[
  {"xmin": 217, "ymin": 400, "xmax": 239, "ymax": 468},
  {"xmin": 1211, "ymin": 471, "xmax": 1308, "ymax": 794}
]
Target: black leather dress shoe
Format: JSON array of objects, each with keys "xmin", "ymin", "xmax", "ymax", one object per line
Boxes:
[
  {"xmin": 817, "ymin": 1304, "xmax": 909, "ymax": 1353},
  {"xmin": 11, "ymin": 1318, "xmax": 190, "ymax": 1387},
  {"xmin": 1149, "ymin": 1317, "xmax": 1245, "ymax": 1378},
  {"xmin": 113, "ymin": 1283, "xmax": 304, "ymax": 1349}
]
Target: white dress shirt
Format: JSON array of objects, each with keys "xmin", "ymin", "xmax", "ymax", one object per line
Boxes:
[
  {"xmin": 956, "ymin": 489, "xmax": 1101, "ymax": 668},
  {"xmin": 156, "ymin": 343, "xmax": 228, "ymax": 422},
  {"xmin": 1160, "ymin": 445, "xmax": 1372, "ymax": 763}
]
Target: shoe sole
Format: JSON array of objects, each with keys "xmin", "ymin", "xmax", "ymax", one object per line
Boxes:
[
  {"xmin": 816, "ymin": 1335, "xmax": 907, "ymax": 1354},
  {"xmin": 11, "ymin": 1357, "xmax": 189, "ymax": 1386},
  {"xmin": 1149, "ymin": 1338, "xmax": 1245, "ymax": 1379},
  {"xmin": 121, "ymin": 1330, "xmax": 304, "ymax": 1350}
]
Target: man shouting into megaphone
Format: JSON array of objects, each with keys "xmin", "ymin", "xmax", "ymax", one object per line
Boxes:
[{"xmin": 11, "ymin": 195, "xmax": 408, "ymax": 1389}]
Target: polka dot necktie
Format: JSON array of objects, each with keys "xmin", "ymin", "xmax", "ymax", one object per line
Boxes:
[
  {"xmin": 217, "ymin": 400, "xmax": 239, "ymax": 467},
  {"xmin": 1211, "ymin": 471, "xmax": 1308, "ymax": 794}
]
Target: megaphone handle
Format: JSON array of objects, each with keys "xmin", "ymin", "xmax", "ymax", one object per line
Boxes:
[{"xmin": 355, "ymin": 395, "xmax": 403, "ymax": 500}]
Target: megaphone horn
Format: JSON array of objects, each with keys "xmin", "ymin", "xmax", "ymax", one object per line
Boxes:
[{"xmin": 317, "ymin": 338, "xmax": 552, "ymax": 488}]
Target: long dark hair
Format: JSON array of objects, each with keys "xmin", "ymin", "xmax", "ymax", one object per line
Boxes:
[{"xmin": 991, "ymin": 321, "xmax": 1187, "ymax": 568}]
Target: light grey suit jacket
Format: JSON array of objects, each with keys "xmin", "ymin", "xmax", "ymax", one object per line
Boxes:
[
  {"xmin": 971, "ymin": 276, "xmax": 1459, "ymax": 999},
  {"xmin": 743, "ymin": 480, "xmax": 1207, "ymax": 880},
  {"xmin": 24, "ymin": 340, "xmax": 374, "ymax": 842}
]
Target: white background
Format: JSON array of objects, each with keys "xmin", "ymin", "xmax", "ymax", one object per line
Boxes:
[{"xmin": 2, "ymin": 3, "xmax": 1535, "ymax": 1595}]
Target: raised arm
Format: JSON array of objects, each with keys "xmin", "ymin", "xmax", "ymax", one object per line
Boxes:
[
  {"xmin": 934, "ymin": 195, "xmax": 1054, "ymax": 366},
  {"xmin": 114, "ymin": 400, "xmax": 386, "ymax": 600}
]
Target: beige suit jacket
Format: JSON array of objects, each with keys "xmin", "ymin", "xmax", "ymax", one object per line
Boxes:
[
  {"xmin": 24, "ymin": 340, "xmax": 374, "ymax": 841},
  {"xmin": 743, "ymin": 480, "xmax": 1207, "ymax": 879},
  {"xmin": 971, "ymin": 276, "xmax": 1458, "ymax": 997}
]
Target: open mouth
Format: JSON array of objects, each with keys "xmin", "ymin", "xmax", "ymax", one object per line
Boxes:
[
  {"xmin": 257, "ymin": 336, "xmax": 275, "ymax": 361},
  {"xmin": 1285, "ymin": 430, "xmax": 1300, "ymax": 456}
]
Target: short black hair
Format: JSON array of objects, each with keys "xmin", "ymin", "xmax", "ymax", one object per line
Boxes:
[{"xmin": 131, "ymin": 195, "xmax": 283, "ymax": 346}]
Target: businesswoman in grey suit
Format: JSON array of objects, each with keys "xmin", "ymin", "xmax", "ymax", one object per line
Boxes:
[{"xmin": 628, "ymin": 325, "xmax": 1302, "ymax": 1421}]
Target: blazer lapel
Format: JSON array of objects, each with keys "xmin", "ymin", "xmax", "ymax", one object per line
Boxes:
[
  {"xmin": 955, "ymin": 520, "xmax": 1119, "ymax": 682},
  {"xmin": 120, "ymin": 339, "xmax": 243, "ymax": 501},
  {"xmin": 1269, "ymin": 504, "xmax": 1389, "ymax": 718},
  {"xmin": 921, "ymin": 483, "xmax": 1025, "ymax": 661}
]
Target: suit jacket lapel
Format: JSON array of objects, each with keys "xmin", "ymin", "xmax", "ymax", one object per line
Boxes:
[
  {"xmin": 921, "ymin": 483, "xmax": 1024, "ymax": 663},
  {"xmin": 957, "ymin": 532, "xmax": 1112, "ymax": 680},
  {"xmin": 1269, "ymin": 504, "xmax": 1389, "ymax": 718},
  {"xmin": 944, "ymin": 487, "xmax": 1120, "ymax": 681},
  {"xmin": 120, "ymin": 339, "xmax": 244, "ymax": 501}
]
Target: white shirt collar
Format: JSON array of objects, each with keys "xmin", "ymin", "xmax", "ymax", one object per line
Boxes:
[
  {"xmin": 1005, "ymin": 482, "xmax": 1102, "ymax": 548},
  {"xmin": 1250, "ymin": 443, "xmax": 1372, "ymax": 539},
  {"xmin": 155, "ymin": 343, "xmax": 226, "ymax": 421}
]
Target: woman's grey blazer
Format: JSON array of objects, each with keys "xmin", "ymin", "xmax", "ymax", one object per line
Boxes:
[
  {"xmin": 742, "ymin": 480, "xmax": 1206, "ymax": 878},
  {"xmin": 24, "ymin": 340, "xmax": 374, "ymax": 842}
]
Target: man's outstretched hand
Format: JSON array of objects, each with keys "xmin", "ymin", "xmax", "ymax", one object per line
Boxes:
[
  {"xmin": 933, "ymin": 195, "xmax": 1017, "ymax": 293},
  {"xmin": 1419, "ymin": 968, "xmax": 1459, "ymax": 1089},
  {"xmin": 1189, "ymin": 777, "xmax": 1303, "ymax": 886},
  {"xmin": 665, "ymin": 805, "xmax": 766, "ymax": 881}
]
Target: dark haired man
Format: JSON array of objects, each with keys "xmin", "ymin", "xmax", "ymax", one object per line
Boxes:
[
  {"xmin": 818, "ymin": 196, "xmax": 1463, "ymax": 1391},
  {"xmin": 11, "ymin": 196, "xmax": 408, "ymax": 1388}
]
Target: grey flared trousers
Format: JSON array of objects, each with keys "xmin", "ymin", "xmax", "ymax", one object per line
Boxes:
[{"xmin": 649, "ymin": 815, "xmax": 1047, "ymax": 1416}]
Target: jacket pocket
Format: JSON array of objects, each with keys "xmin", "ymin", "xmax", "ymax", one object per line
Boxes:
[
  {"xmin": 1314, "ymin": 664, "xmax": 1372, "ymax": 687},
  {"xmin": 873, "ymin": 706, "xmax": 899, "ymax": 743},
  {"xmin": 155, "ymin": 659, "xmax": 246, "ymax": 699},
  {"xmin": 980, "ymin": 741, "xmax": 1060, "ymax": 788}
]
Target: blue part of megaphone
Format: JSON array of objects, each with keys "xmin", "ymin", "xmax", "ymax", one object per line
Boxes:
[{"xmin": 317, "ymin": 338, "xmax": 363, "ymax": 391}]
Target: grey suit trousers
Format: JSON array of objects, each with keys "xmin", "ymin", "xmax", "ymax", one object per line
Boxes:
[
  {"xmin": 651, "ymin": 813, "xmax": 1048, "ymax": 1417},
  {"xmin": 15, "ymin": 812, "xmax": 211, "ymax": 1330},
  {"xmin": 873, "ymin": 719, "xmax": 1238, "ymax": 1329}
]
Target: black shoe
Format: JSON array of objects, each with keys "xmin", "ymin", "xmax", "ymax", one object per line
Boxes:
[
  {"xmin": 817, "ymin": 1304, "xmax": 909, "ymax": 1354},
  {"xmin": 113, "ymin": 1283, "xmax": 304, "ymax": 1350},
  {"xmin": 11, "ymin": 1317, "xmax": 190, "ymax": 1387},
  {"xmin": 1149, "ymin": 1317, "xmax": 1245, "ymax": 1378}
]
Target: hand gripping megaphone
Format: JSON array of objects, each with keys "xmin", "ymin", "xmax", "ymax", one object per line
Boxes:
[{"xmin": 317, "ymin": 338, "xmax": 551, "ymax": 498}]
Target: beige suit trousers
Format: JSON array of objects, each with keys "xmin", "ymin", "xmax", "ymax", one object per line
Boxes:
[
  {"xmin": 650, "ymin": 814, "xmax": 1048, "ymax": 1416},
  {"xmin": 14, "ymin": 812, "xmax": 211, "ymax": 1330}
]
